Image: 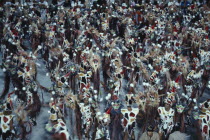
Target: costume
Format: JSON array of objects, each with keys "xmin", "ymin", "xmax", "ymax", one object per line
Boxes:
[
  {"xmin": 199, "ymin": 100, "xmax": 210, "ymax": 140},
  {"xmin": 0, "ymin": 103, "xmax": 15, "ymax": 140},
  {"xmin": 121, "ymin": 107, "xmax": 139, "ymax": 136},
  {"xmin": 158, "ymin": 106, "xmax": 175, "ymax": 135},
  {"xmin": 158, "ymin": 99, "xmax": 175, "ymax": 137}
]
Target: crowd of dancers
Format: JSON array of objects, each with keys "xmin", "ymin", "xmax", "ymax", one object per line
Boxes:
[{"xmin": 0, "ymin": 0, "xmax": 209, "ymax": 140}]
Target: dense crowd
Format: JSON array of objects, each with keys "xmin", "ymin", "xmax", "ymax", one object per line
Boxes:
[{"xmin": 0, "ymin": 0, "xmax": 209, "ymax": 140}]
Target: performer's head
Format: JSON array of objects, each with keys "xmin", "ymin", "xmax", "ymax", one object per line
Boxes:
[
  {"xmin": 146, "ymin": 125, "xmax": 154, "ymax": 137},
  {"xmin": 164, "ymin": 97, "xmax": 173, "ymax": 110}
]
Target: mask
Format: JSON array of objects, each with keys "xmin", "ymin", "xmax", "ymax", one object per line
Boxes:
[
  {"xmin": 176, "ymin": 104, "xmax": 185, "ymax": 113},
  {"xmin": 193, "ymin": 112, "xmax": 199, "ymax": 120}
]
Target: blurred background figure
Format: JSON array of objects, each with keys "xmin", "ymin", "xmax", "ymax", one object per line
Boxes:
[
  {"xmin": 169, "ymin": 123, "xmax": 190, "ymax": 140},
  {"xmin": 140, "ymin": 125, "xmax": 159, "ymax": 140}
]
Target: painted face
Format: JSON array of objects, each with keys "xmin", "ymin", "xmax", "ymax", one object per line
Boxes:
[
  {"xmin": 193, "ymin": 112, "xmax": 199, "ymax": 120},
  {"xmin": 70, "ymin": 65, "xmax": 76, "ymax": 72},
  {"xmin": 140, "ymin": 96, "xmax": 146, "ymax": 102},
  {"xmin": 92, "ymin": 59, "xmax": 99, "ymax": 70},
  {"xmin": 176, "ymin": 104, "xmax": 185, "ymax": 113},
  {"xmin": 112, "ymin": 102, "xmax": 120, "ymax": 110},
  {"xmin": 181, "ymin": 60, "xmax": 185, "ymax": 68},
  {"xmin": 93, "ymin": 59, "xmax": 98, "ymax": 64},
  {"xmin": 149, "ymin": 94, "xmax": 155, "ymax": 102},
  {"xmin": 66, "ymin": 95, "xmax": 74, "ymax": 104},
  {"xmin": 108, "ymin": 80, "xmax": 114, "ymax": 88},
  {"xmin": 204, "ymin": 62, "xmax": 210, "ymax": 70}
]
